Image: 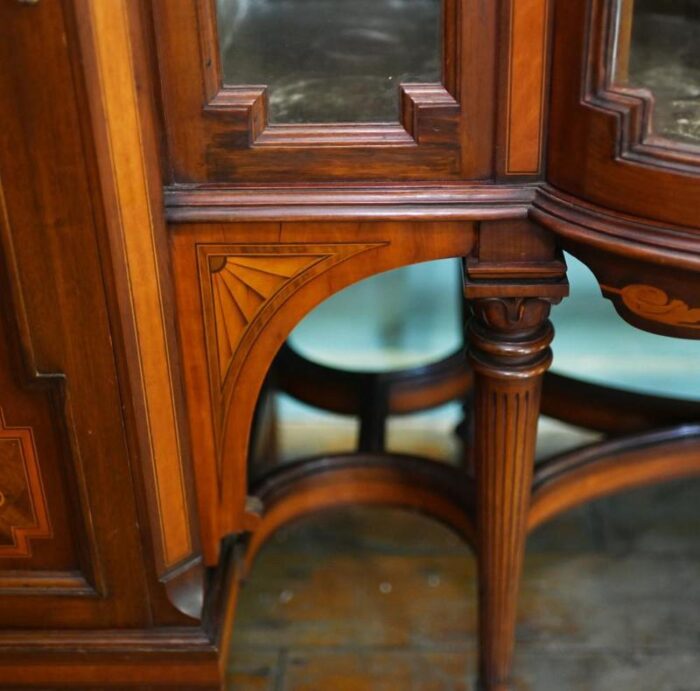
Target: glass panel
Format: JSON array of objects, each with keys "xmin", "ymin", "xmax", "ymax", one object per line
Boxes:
[
  {"xmin": 612, "ymin": 0, "xmax": 700, "ymax": 144},
  {"xmin": 216, "ymin": 0, "xmax": 442, "ymax": 124}
]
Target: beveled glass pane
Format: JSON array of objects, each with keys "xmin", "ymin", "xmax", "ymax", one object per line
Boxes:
[
  {"xmin": 216, "ymin": 0, "xmax": 441, "ymax": 124},
  {"xmin": 612, "ymin": 0, "xmax": 700, "ymax": 145}
]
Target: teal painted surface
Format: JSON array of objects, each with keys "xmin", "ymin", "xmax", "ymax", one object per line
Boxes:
[
  {"xmin": 288, "ymin": 258, "xmax": 463, "ymax": 373},
  {"xmin": 553, "ymin": 255, "xmax": 700, "ymax": 401},
  {"xmin": 286, "ymin": 254, "xmax": 700, "ymax": 417}
]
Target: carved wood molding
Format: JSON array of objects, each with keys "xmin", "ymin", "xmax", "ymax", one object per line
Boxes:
[
  {"xmin": 164, "ymin": 183, "xmax": 536, "ymax": 223},
  {"xmin": 467, "ymin": 298, "xmax": 557, "ymax": 380},
  {"xmin": 195, "ymin": 0, "xmax": 461, "ymax": 151},
  {"xmin": 0, "ymin": 409, "xmax": 52, "ymax": 558},
  {"xmin": 531, "ymin": 186, "xmax": 700, "ymax": 265},
  {"xmin": 149, "ymin": 0, "xmax": 499, "ymax": 182},
  {"xmin": 532, "ymin": 187, "xmax": 700, "ymax": 339}
]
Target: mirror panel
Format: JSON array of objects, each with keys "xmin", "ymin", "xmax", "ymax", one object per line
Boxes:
[{"xmin": 216, "ymin": 0, "xmax": 442, "ymax": 123}]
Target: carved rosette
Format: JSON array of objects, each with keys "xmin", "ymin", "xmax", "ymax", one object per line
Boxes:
[{"xmin": 0, "ymin": 409, "xmax": 52, "ymax": 558}]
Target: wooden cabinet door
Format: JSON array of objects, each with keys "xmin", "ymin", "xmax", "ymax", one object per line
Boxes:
[
  {"xmin": 150, "ymin": 0, "xmax": 498, "ymax": 182},
  {"xmin": 548, "ymin": 0, "xmax": 700, "ymax": 230}
]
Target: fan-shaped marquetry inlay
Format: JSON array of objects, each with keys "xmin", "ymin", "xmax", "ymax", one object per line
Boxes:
[
  {"xmin": 0, "ymin": 409, "xmax": 52, "ymax": 558},
  {"xmin": 202, "ymin": 244, "xmax": 384, "ymax": 388},
  {"xmin": 210, "ymin": 254, "xmax": 325, "ymax": 380}
]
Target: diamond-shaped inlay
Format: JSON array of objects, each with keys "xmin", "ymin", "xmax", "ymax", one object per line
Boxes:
[{"xmin": 0, "ymin": 409, "xmax": 52, "ymax": 558}]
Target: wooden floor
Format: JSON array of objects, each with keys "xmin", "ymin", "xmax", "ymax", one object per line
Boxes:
[{"xmin": 228, "ymin": 438, "xmax": 700, "ymax": 689}]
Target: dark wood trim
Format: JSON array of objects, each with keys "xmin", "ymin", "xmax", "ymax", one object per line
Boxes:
[
  {"xmin": 533, "ymin": 187, "xmax": 700, "ymax": 264},
  {"xmin": 165, "ymin": 183, "xmax": 536, "ymax": 223},
  {"xmin": 529, "ymin": 425, "xmax": 700, "ymax": 530},
  {"xmin": 247, "ymin": 453, "xmax": 476, "ymax": 572},
  {"xmin": 542, "ymin": 373, "xmax": 700, "ymax": 435},
  {"xmin": 275, "ymin": 344, "xmax": 471, "ymax": 418}
]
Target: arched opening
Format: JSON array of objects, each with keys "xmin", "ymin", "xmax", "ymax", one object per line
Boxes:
[
  {"xmin": 248, "ymin": 257, "xmax": 469, "ymax": 480},
  {"xmin": 203, "ymin": 248, "xmax": 700, "ymax": 688}
]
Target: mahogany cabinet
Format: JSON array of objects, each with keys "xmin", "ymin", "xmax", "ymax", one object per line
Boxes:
[{"xmin": 0, "ymin": 0, "xmax": 698, "ymax": 689}]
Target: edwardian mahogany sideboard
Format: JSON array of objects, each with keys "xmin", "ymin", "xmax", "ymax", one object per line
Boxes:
[{"xmin": 0, "ymin": 1, "xmax": 698, "ymax": 689}]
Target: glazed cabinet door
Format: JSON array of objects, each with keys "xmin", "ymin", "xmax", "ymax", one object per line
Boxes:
[
  {"xmin": 151, "ymin": 0, "xmax": 503, "ymax": 182},
  {"xmin": 539, "ymin": 0, "xmax": 700, "ymax": 338},
  {"xmin": 548, "ymin": 0, "xmax": 700, "ymax": 229}
]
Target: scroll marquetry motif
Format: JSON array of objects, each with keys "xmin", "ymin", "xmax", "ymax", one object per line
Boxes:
[
  {"xmin": 0, "ymin": 409, "xmax": 51, "ymax": 558},
  {"xmin": 604, "ymin": 284, "xmax": 700, "ymax": 329},
  {"xmin": 201, "ymin": 244, "xmax": 383, "ymax": 390}
]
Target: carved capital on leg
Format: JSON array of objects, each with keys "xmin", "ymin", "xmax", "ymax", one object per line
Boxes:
[
  {"xmin": 468, "ymin": 296, "xmax": 559, "ymax": 691},
  {"xmin": 464, "ymin": 221, "xmax": 568, "ymax": 690},
  {"xmin": 468, "ymin": 297, "xmax": 556, "ymax": 378}
]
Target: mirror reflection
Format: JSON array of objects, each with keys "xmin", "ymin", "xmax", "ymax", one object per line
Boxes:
[
  {"xmin": 613, "ymin": 0, "xmax": 700, "ymax": 144},
  {"xmin": 216, "ymin": 0, "xmax": 441, "ymax": 123}
]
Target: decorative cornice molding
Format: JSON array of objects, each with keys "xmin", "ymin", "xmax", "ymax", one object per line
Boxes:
[{"xmin": 165, "ymin": 183, "xmax": 536, "ymax": 223}]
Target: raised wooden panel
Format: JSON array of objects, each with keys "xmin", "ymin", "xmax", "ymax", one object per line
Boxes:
[
  {"xmin": 502, "ymin": 0, "xmax": 549, "ymax": 175},
  {"xmin": 0, "ymin": 186, "xmax": 90, "ymax": 590},
  {"xmin": 0, "ymin": 0, "xmax": 159, "ymax": 627},
  {"xmin": 0, "ymin": 411, "xmax": 51, "ymax": 558}
]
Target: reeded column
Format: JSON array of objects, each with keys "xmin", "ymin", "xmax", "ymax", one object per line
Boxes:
[{"xmin": 468, "ymin": 296, "xmax": 556, "ymax": 691}]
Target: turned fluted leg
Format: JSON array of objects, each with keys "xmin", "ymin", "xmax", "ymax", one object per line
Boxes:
[{"xmin": 468, "ymin": 297, "xmax": 556, "ymax": 691}]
